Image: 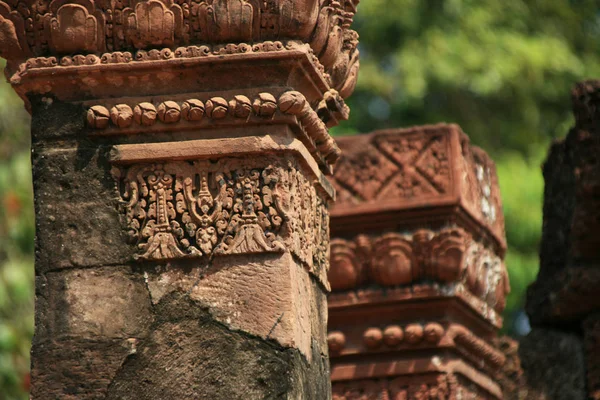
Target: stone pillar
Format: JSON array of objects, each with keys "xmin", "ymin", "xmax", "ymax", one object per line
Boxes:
[
  {"xmin": 512, "ymin": 80, "xmax": 600, "ymax": 400},
  {"xmin": 325, "ymin": 124, "xmax": 510, "ymax": 399},
  {"xmin": 0, "ymin": 1, "xmax": 360, "ymax": 398}
]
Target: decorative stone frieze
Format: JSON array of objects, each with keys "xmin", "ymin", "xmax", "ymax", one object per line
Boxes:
[{"xmin": 327, "ymin": 125, "xmax": 509, "ymax": 399}]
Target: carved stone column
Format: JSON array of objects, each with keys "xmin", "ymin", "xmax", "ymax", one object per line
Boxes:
[
  {"xmin": 326, "ymin": 125, "xmax": 510, "ymax": 399},
  {"xmin": 0, "ymin": 1, "xmax": 359, "ymax": 398}
]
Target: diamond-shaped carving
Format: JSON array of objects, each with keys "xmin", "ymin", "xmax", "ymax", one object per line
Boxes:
[
  {"xmin": 414, "ymin": 135, "xmax": 451, "ymax": 193},
  {"xmin": 333, "ymin": 145, "xmax": 399, "ymax": 201}
]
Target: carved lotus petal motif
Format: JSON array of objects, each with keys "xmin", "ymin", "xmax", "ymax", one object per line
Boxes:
[
  {"xmin": 370, "ymin": 233, "xmax": 412, "ymax": 286},
  {"xmin": 181, "ymin": 99, "xmax": 205, "ymax": 121},
  {"xmin": 253, "ymin": 93, "xmax": 277, "ymax": 117},
  {"xmin": 278, "ymin": 91, "xmax": 307, "ymax": 115},
  {"xmin": 205, "ymin": 97, "xmax": 228, "ymax": 119},
  {"xmin": 423, "ymin": 323, "xmax": 444, "ymax": 343},
  {"xmin": 0, "ymin": 14, "xmax": 23, "ymax": 60},
  {"xmin": 405, "ymin": 324, "xmax": 424, "ymax": 345},
  {"xmin": 328, "ymin": 239, "xmax": 360, "ymax": 291},
  {"xmin": 158, "ymin": 101, "xmax": 181, "ymax": 123},
  {"xmin": 87, "ymin": 105, "xmax": 110, "ymax": 129},
  {"xmin": 229, "ymin": 95, "xmax": 252, "ymax": 118},
  {"xmin": 383, "ymin": 325, "xmax": 404, "ymax": 347},
  {"xmin": 327, "ymin": 331, "xmax": 346, "ymax": 354},
  {"xmin": 134, "ymin": 102, "xmax": 157, "ymax": 126},
  {"xmin": 110, "ymin": 104, "xmax": 133, "ymax": 128},
  {"xmin": 363, "ymin": 327, "xmax": 383, "ymax": 349},
  {"xmin": 430, "ymin": 228, "xmax": 468, "ymax": 282}
]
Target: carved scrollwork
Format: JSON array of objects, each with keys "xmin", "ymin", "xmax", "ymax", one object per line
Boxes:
[
  {"xmin": 45, "ymin": 0, "xmax": 106, "ymax": 55},
  {"xmin": 328, "ymin": 228, "xmax": 509, "ymax": 312},
  {"xmin": 0, "ymin": 1, "xmax": 28, "ymax": 62},
  {"xmin": 1, "ymin": 1, "xmax": 359, "ymax": 97},
  {"xmin": 113, "ymin": 157, "xmax": 329, "ymax": 274}
]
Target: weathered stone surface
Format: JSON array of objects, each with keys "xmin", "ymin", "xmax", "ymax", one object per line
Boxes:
[
  {"xmin": 32, "ymin": 142, "xmax": 132, "ymax": 272},
  {"xmin": 36, "ymin": 266, "xmax": 153, "ymax": 340},
  {"xmin": 141, "ymin": 253, "xmax": 329, "ymax": 361},
  {"xmin": 518, "ymin": 81, "xmax": 600, "ymax": 400},
  {"xmin": 30, "ymin": 338, "xmax": 136, "ymax": 400},
  {"xmin": 584, "ymin": 314, "xmax": 600, "ymax": 400},
  {"xmin": 528, "ymin": 81, "xmax": 600, "ymax": 324},
  {"xmin": 517, "ymin": 329, "xmax": 586, "ymax": 400},
  {"xmin": 105, "ymin": 294, "xmax": 330, "ymax": 400},
  {"xmin": 526, "ymin": 267, "xmax": 600, "ymax": 325}
]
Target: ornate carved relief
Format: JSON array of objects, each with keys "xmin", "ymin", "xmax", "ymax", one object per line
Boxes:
[
  {"xmin": 113, "ymin": 157, "xmax": 329, "ymax": 274},
  {"xmin": 334, "ymin": 130, "xmax": 451, "ymax": 204},
  {"xmin": 0, "ymin": 2, "xmax": 28, "ymax": 61},
  {"xmin": 332, "ymin": 375, "xmax": 456, "ymax": 400},
  {"xmin": 0, "ymin": 0, "xmax": 360, "ymax": 98},
  {"xmin": 331, "ymin": 125, "xmax": 506, "ymax": 254},
  {"xmin": 19, "ymin": 40, "xmax": 327, "ymax": 78},
  {"xmin": 328, "ymin": 228, "xmax": 509, "ymax": 312},
  {"xmin": 123, "ymin": 0, "xmax": 183, "ymax": 49},
  {"xmin": 45, "ymin": 0, "xmax": 105, "ymax": 54},
  {"xmin": 87, "ymin": 90, "xmax": 342, "ymax": 166}
]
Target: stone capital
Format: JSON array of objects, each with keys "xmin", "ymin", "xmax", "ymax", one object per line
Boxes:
[{"xmin": 326, "ymin": 125, "xmax": 509, "ymax": 399}]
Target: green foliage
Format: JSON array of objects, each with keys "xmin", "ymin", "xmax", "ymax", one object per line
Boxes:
[
  {"xmin": 496, "ymin": 151, "xmax": 545, "ymax": 333},
  {"xmin": 0, "ymin": 60, "xmax": 33, "ymax": 400}
]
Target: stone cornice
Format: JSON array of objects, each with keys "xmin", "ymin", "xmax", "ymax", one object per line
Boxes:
[
  {"xmin": 0, "ymin": 0, "xmax": 360, "ymax": 97},
  {"xmin": 330, "ymin": 124, "xmax": 507, "ymax": 255},
  {"xmin": 86, "ymin": 90, "xmax": 342, "ymax": 171}
]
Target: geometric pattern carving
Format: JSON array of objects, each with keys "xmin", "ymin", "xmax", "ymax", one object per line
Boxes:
[
  {"xmin": 330, "ymin": 125, "xmax": 506, "ymax": 255},
  {"xmin": 334, "ymin": 131, "xmax": 450, "ymax": 202}
]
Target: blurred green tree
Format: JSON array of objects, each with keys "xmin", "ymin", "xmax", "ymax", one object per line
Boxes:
[
  {"xmin": 0, "ymin": 59, "xmax": 34, "ymax": 400},
  {"xmin": 1, "ymin": 0, "xmax": 600, "ymax": 397}
]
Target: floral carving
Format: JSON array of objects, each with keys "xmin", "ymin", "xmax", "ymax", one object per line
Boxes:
[
  {"xmin": 195, "ymin": 0, "xmax": 254, "ymax": 43},
  {"xmin": 123, "ymin": 0, "xmax": 184, "ymax": 49},
  {"xmin": 45, "ymin": 0, "xmax": 105, "ymax": 54},
  {"xmin": 328, "ymin": 227, "xmax": 508, "ymax": 312},
  {"xmin": 0, "ymin": 2, "xmax": 28, "ymax": 61},
  {"xmin": 1, "ymin": 1, "xmax": 359, "ymax": 97},
  {"xmin": 114, "ymin": 158, "xmax": 329, "ymax": 274},
  {"xmin": 370, "ymin": 234, "xmax": 413, "ymax": 286}
]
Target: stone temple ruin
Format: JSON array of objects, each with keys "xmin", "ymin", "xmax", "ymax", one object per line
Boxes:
[{"xmin": 0, "ymin": 0, "xmax": 597, "ymax": 398}]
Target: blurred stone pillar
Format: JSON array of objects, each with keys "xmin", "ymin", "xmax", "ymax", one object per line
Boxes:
[
  {"xmin": 326, "ymin": 125, "xmax": 510, "ymax": 399},
  {"xmin": 511, "ymin": 80, "xmax": 600, "ymax": 400},
  {"xmin": 0, "ymin": 1, "xmax": 360, "ymax": 398}
]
